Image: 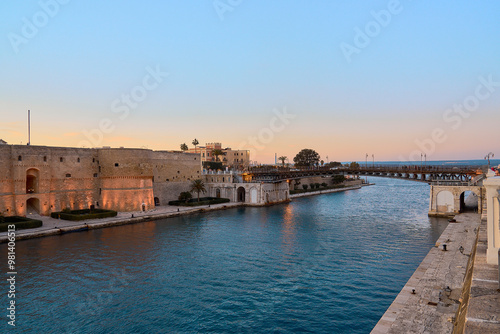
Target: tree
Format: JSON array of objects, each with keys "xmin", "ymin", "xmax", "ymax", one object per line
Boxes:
[
  {"xmin": 212, "ymin": 149, "xmax": 225, "ymax": 162},
  {"xmin": 192, "ymin": 139, "xmax": 199, "ymax": 153},
  {"xmin": 190, "ymin": 179, "xmax": 206, "ymax": 202},
  {"xmin": 278, "ymin": 156, "xmax": 287, "ymax": 167},
  {"xmin": 325, "ymin": 161, "xmax": 342, "ymax": 168},
  {"xmin": 178, "ymin": 191, "xmax": 192, "ymax": 203},
  {"xmin": 180, "ymin": 143, "xmax": 188, "ymax": 152},
  {"xmin": 349, "ymin": 162, "xmax": 360, "ymax": 169},
  {"xmin": 320, "ymin": 160, "xmax": 324, "ymax": 166},
  {"xmin": 332, "ymin": 175, "xmax": 346, "ymax": 184},
  {"xmin": 293, "ymin": 149, "xmax": 320, "ymax": 167}
]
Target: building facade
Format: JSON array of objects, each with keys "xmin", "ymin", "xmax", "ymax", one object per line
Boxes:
[
  {"xmin": 0, "ymin": 145, "xmax": 200, "ymax": 216},
  {"xmin": 187, "ymin": 142, "xmax": 250, "ymax": 168}
]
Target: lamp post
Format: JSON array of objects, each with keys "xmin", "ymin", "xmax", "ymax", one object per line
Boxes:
[
  {"xmin": 485, "ymin": 152, "xmax": 494, "ymax": 168},
  {"xmin": 365, "ymin": 153, "xmax": 368, "ymax": 168}
]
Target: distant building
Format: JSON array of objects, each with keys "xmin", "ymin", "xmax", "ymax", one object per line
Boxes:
[
  {"xmin": 187, "ymin": 142, "xmax": 250, "ymax": 168},
  {"xmin": 0, "ymin": 139, "xmax": 7, "ymax": 145}
]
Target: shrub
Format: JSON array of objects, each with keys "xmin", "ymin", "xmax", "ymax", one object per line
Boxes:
[
  {"xmin": 168, "ymin": 197, "xmax": 230, "ymax": 207},
  {"xmin": 321, "ymin": 182, "xmax": 327, "ymax": 188},
  {"xmin": 302, "ymin": 184, "xmax": 308, "ymax": 190},
  {"xmin": 0, "ymin": 216, "xmax": 43, "ymax": 232},
  {"xmin": 51, "ymin": 209, "xmax": 117, "ymax": 221},
  {"xmin": 178, "ymin": 191, "xmax": 193, "ymax": 202},
  {"xmin": 332, "ymin": 175, "xmax": 346, "ymax": 184}
]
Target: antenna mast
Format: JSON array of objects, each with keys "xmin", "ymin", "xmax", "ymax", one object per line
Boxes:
[{"xmin": 28, "ymin": 110, "xmax": 31, "ymax": 146}]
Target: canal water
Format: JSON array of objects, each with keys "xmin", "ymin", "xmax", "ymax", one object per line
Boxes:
[{"xmin": 2, "ymin": 177, "xmax": 448, "ymax": 333}]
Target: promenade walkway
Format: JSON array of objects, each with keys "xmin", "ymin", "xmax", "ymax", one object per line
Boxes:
[
  {"xmin": 372, "ymin": 213, "xmax": 480, "ymax": 333},
  {"xmin": 372, "ymin": 213, "xmax": 500, "ymax": 333},
  {"xmin": 464, "ymin": 217, "xmax": 500, "ymax": 333}
]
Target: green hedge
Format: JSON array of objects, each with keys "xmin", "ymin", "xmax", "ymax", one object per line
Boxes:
[
  {"xmin": 0, "ymin": 216, "xmax": 43, "ymax": 232},
  {"xmin": 169, "ymin": 197, "xmax": 230, "ymax": 207},
  {"xmin": 51, "ymin": 209, "xmax": 117, "ymax": 221}
]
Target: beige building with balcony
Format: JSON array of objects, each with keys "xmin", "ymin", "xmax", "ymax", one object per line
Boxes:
[{"xmin": 187, "ymin": 142, "xmax": 250, "ymax": 167}]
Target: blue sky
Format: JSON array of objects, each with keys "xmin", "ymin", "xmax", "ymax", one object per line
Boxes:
[{"xmin": 1, "ymin": 0, "xmax": 499, "ymax": 163}]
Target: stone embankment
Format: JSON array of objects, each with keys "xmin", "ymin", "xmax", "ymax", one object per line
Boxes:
[
  {"xmin": 372, "ymin": 212, "xmax": 500, "ymax": 333},
  {"xmin": 290, "ymin": 184, "xmax": 373, "ymax": 199}
]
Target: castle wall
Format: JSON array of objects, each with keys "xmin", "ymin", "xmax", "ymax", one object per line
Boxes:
[
  {"xmin": 151, "ymin": 151, "xmax": 201, "ymax": 204},
  {"xmin": 0, "ymin": 145, "xmax": 202, "ymax": 216}
]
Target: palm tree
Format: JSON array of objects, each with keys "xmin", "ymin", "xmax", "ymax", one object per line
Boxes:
[
  {"xmin": 278, "ymin": 156, "xmax": 287, "ymax": 167},
  {"xmin": 212, "ymin": 149, "xmax": 225, "ymax": 162},
  {"xmin": 192, "ymin": 139, "xmax": 199, "ymax": 153},
  {"xmin": 180, "ymin": 143, "xmax": 188, "ymax": 152},
  {"xmin": 190, "ymin": 179, "xmax": 206, "ymax": 202}
]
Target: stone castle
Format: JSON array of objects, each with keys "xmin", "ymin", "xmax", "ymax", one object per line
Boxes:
[{"xmin": 0, "ymin": 144, "xmax": 200, "ymax": 216}]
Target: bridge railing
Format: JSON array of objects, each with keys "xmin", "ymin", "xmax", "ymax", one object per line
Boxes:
[{"xmin": 248, "ymin": 165, "xmax": 481, "ymax": 174}]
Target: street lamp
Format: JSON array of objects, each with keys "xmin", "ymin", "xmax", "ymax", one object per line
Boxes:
[
  {"xmin": 365, "ymin": 153, "xmax": 368, "ymax": 168},
  {"xmin": 485, "ymin": 152, "xmax": 494, "ymax": 168}
]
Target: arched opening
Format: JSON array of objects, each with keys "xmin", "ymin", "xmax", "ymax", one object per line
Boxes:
[
  {"xmin": 250, "ymin": 188, "xmax": 258, "ymax": 203},
  {"xmin": 237, "ymin": 187, "xmax": 246, "ymax": 202},
  {"xmin": 154, "ymin": 197, "xmax": 160, "ymax": 207},
  {"xmin": 26, "ymin": 168, "xmax": 40, "ymax": 194},
  {"xmin": 265, "ymin": 193, "xmax": 270, "ymax": 204},
  {"xmin": 460, "ymin": 191, "xmax": 478, "ymax": 213},
  {"xmin": 26, "ymin": 198, "xmax": 40, "ymax": 215},
  {"xmin": 436, "ymin": 191, "xmax": 454, "ymax": 213},
  {"xmin": 216, "ymin": 188, "xmax": 221, "ymax": 198}
]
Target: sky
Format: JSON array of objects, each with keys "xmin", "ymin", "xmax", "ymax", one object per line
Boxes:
[{"xmin": 1, "ymin": 0, "xmax": 499, "ymax": 164}]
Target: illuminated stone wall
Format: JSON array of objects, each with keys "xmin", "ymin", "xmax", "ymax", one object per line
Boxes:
[
  {"xmin": 152, "ymin": 151, "xmax": 201, "ymax": 205},
  {"xmin": 0, "ymin": 145, "xmax": 201, "ymax": 216}
]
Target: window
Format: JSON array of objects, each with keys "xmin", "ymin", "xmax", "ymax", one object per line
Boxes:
[
  {"xmin": 115, "ymin": 163, "xmax": 119, "ymax": 167},
  {"xmin": 60, "ymin": 157, "xmax": 64, "ymax": 162},
  {"xmin": 177, "ymin": 171, "xmax": 180, "ymax": 174},
  {"xmin": 77, "ymin": 158, "xmax": 80, "ymax": 163},
  {"xmin": 43, "ymin": 156, "xmax": 47, "ymax": 162},
  {"xmin": 18, "ymin": 156, "xmax": 22, "ymax": 161},
  {"xmin": 93, "ymin": 173, "xmax": 98, "ymax": 177},
  {"xmin": 93, "ymin": 158, "xmax": 95, "ymax": 163},
  {"xmin": 99, "ymin": 188, "xmax": 102, "ymax": 195},
  {"xmin": 66, "ymin": 174, "xmax": 71, "ymax": 177},
  {"xmin": 98, "ymin": 166, "xmax": 101, "ymax": 172}
]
